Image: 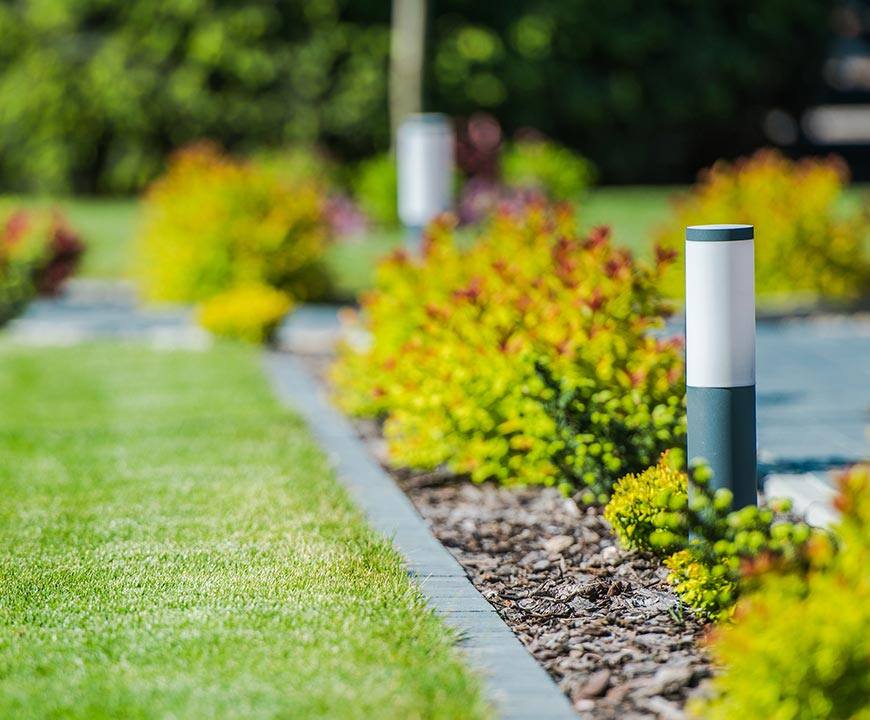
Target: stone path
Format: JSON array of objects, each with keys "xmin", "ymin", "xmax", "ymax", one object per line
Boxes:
[
  {"xmin": 5, "ymin": 279, "xmax": 209, "ymax": 349},
  {"xmin": 756, "ymin": 315, "xmax": 869, "ymax": 469}
]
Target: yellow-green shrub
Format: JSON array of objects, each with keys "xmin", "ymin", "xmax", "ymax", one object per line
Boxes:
[
  {"xmin": 198, "ymin": 284, "xmax": 293, "ymax": 344},
  {"xmin": 332, "ymin": 203, "xmax": 685, "ymax": 498},
  {"xmin": 695, "ymin": 465, "xmax": 870, "ymax": 719},
  {"xmin": 665, "ymin": 548, "xmax": 739, "ymax": 622},
  {"xmin": 604, "ymin": 451, "xmax": 687, "ymax": 552},
  {"xmin": 604, "ymin": 457, "xmax": 827, "ymax": 621},
  {"xmin": 137, "ymin": 143, "xmax": 330, "ymax": 304},
  {"xmin": 655, "ymin": 149, "xmax": 870, "ymax": 300}
]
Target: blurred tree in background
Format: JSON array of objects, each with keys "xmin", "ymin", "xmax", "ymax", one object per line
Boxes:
[
  {"xmin": 428, "ymin": 0, "xmax": 835, "ymax": 182},
  {"xmin": 0, "ymin": 0, "xmax": 391, "ymax": 193},
  {"xmin": 0, "ymin": 0, "xmax": 835, "ymax": 192}
]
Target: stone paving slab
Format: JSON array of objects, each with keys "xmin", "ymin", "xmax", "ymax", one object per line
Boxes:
[
  {"xmin": 755, "ymin": 316, "xmax": 869, "ymax": 470},
  {"xmin": 764, "ymin": 472, "xmax": 839, "ymax": 528},
  {"xmin": 6, "ymin": 280, "xmax": 209, "ymax": 349},
  {"xmin": 264, "ymin": 351, "xmax": 578, "ymax": 720}
]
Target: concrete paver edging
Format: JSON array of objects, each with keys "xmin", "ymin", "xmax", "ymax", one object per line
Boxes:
[{"xmin": 263, "ymin": 352, "xmax": 578, "ymax": 720}]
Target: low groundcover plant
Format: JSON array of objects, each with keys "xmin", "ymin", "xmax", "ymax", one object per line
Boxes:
[
  {"xmin": 605, "ymin": 454, "xmax": 831, "ymax": 621},
  {"xmin": 198, "ymin": 283, "xmax": 293, "ymax": 344},
  {"xmin": 332, "ymin": 202, "xmax": 685, "ymax": 499}
]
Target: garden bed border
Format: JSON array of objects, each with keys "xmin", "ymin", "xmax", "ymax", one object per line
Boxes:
[{"xmin": 264, "ymin": 351, "xmax": 578, "ymax": 720}]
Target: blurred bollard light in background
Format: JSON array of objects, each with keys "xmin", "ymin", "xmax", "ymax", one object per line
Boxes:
[
  {"xmin": 685, "ymin": 224, "xmax": 758, "ymax": 509},
  {"xmin": 397, "ymin": 114, "xmax": 454, "ymax": 251}
]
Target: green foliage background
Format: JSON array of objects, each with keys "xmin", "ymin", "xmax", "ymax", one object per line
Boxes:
[
  {"xmin": 0, "ymin": 0, "xmax": 391, "ymax": 193},
  {"xmin": 0, "ymin": 0, "xmax": 833, "ymax": 192}
]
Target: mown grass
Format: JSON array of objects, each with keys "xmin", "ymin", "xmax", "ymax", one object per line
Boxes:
[{"xmin": 0, "ymin": 342, "xmax": 489, "ymax": 720}]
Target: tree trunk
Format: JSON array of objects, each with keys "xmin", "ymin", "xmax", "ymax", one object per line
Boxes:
[{"xmin": 389, "ymin": 0, "xmax": 426, "ymax": 146}]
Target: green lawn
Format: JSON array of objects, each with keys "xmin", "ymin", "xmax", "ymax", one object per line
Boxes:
[{"xmin": 0, "ymin": 342, "xmax": 488, "ymax": 720}]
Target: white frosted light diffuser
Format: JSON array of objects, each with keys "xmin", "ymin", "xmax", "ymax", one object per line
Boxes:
[
  {"xmin": 685, "ymin": 223, "xmax": 757, "ymax": 509},
  {"xmin": 685, "ymin": 234, "xmax": 756, "ymax": 387},
  {"xmin": 397, "ymin": 114, "xmax": 454, "ymax": 228}
]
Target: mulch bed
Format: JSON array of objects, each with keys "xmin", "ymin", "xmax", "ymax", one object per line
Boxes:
[
  {"xmin": 301, "ymin": 353, "xmax": 714, "ymax": 719},
  {"xmin": 354, "ymin": 419, "xmax": 714, "ymax": 719}
]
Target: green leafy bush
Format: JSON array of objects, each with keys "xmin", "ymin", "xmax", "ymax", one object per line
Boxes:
[
  {"xmin": 332, "ymin": 203, "xmax": 685, "ymax": 497},
  {"xmin": 694, "ymin": 465, "xmax": 870, "ymax": 719},
  {"xmin": 604, "ymin": 451, "xmax": 686, "ymax": 553},
  {"xmin": 137, "ymin": 143, "xmax": 330, "ymax": 305},
  {"xmin": 655, "ymin": 150, "xmax": 870, "ymax": 300},
  {"xmin": 0, "ymin": 1, "xmax": 833, "ymax": 190},
  {"xmin": 431, "ymin": 1, "xmax": 831, "ymax": 182},
  {"xmin": 352, "ymin": 153, "xmax": 399, "ymax": 227},
  {"xmin": 1, "ymin": 207, "xmax": 84, "ymax": 323},
  {"xmin": 0, "ymin": 0, "xmax": 390, "ymax": 192},
  {"xmin": 501, "ymin": 139, "xmax": 594, "ymax": 202}
]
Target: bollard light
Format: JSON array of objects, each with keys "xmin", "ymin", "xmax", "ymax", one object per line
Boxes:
[
  {"xmin": 685, "ymin": 224, "xmax": 757, "ymax": 508},
  {"xmin": 397, "ymin": 113, "xmax": 454, "ymax": 251}
]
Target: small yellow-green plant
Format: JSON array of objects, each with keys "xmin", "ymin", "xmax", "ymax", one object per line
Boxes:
[
  {"xmin": 604, "ymin": 450, "xmax": 687, "ymax": 552},
  {"xmin": 694, "ymin": 465, "xmax": 869, "ymax": 719},
  {"xmin": 332, "ymin": 203, "xmax": 685, "ymax": 498},
  {"xmin": 665, "ymin": 549, "xmax": 739, "ymax": 622},
  {"xmin": 655, "ymin": 149, "xmax": 869, "ymax": 300},
  {"xmin": 198, "ymin": 284, "xmax": 293, "ymax": 343}
]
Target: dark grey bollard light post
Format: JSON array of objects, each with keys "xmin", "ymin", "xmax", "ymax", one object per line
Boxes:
[
  {"xmin": 396, "ymin": 113, "xmax": 454, "ymax": 252},
  {"xmin": 685, "ymin": 224, "xmax": 757, "ymax": 508}
]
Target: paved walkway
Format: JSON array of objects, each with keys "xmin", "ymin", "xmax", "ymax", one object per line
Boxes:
[
  {"xmin": 5, "ymin": 280, "xmax": 209, "ymax": 349},
  {"xmin": 757, "ymin": 316, "xmax": 869, "ymax": 469}
]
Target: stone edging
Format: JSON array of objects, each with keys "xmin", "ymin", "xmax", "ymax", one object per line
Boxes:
[{"xmin": 263, "ymin": 352, "xmax": 578, "ymax": 720}]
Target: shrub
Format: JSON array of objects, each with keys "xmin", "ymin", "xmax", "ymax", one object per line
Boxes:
[
  {"xmin": 0, "ymin": 207, "xmax": 84, "ymax": 323},
  {"xmin": 501, "ymin": 139, "xmax": 594, "ymax": 202},
  {"xmin": 198, "ymin": 283, "xmax": 292, "ymax": 344},
  {"xmin": 332, "ymin": 203, "xmax": 685, "ymax": 497},
  {"xmin": 665, "ymin": 549, "xmax": 740, "ymax": 622},
  {"xmin": 695, "ymin": 466, "xmax": 870, "ymax": 719},
  {"xmin": 604, "ymin": 451, "xmax": 687, "ymax": 553},
  {"xmin": 655, "ymin": 150, "xmax": 870, "ymax": 300},
  {"xmin": 137, "ymin": 143, "xmax": 330, "ymax": 305},
  {"xmin": 352, "ymin": 153, "xmax": 399, "ymax": 228}
]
